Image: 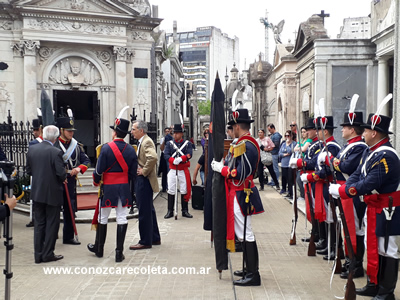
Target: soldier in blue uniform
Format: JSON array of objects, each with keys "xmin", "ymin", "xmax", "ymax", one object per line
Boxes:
[
  {"xmin": 325, "ymin": 110, "xmax": 367, "ymax": 279},
  {"xmin": 299, "ymin": 116, "xmax": 344, "ymax": 260},
  {"xmin": 163, "ymin": 123, "xmax": 193, "ymax": 218},
  {"xmin": 55, "ymin": 109, "xmax": 90, "ymax": 245},
  {"xmin": 212, "ymin": 108, "xmax": 264, "ymax": 286},
  {"xmin": 88, "ymin": 109, "xmax": 137, "ymax": 262},
  {"xmin": 330, "ymin": 109, "xmax": 400, "ymax": 299},
  {"xmin": 290, "ymin": 118, "xmax": 323, "ymax": 245},
  {"xmin": 29, "ymin": 117, "xmax": 43, "ymax": 147}
]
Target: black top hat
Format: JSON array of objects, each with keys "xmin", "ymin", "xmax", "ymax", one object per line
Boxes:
[
  {"xmin": 304, "ymin": 118, "xmax": 316, "ymax": 130},
  {"xmin": 173, "ymin": 124, "xmax": 184, "ymax": 133},
  {"xmin": 361, "ymin": 113, "xmax": 392, "ymax": 134},
  {"xmin": 315, "ymin": 116, "xmax": 336, "ymax": 130},
  {"xmin": 110, "ymin": 118, "xmax": 130, "ymax": 134},
  {"xmin": 32, "ymin": 118, "xmax": 42, "ymax": 130},
  {"xmin": 227, "ymin": 108, "xmax": 254, "ymax": 126},
  {"xmin": 57, "ymin": 117, "xmax": 76, "ymax": 131},
  {"xmin": 340, "ymin": 111, "xmax": 364, "ymax": 127}
]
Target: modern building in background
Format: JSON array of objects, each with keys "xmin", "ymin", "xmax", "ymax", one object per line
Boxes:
[
  {"xmin": 337, "ymin": 17, "xmax": 371, "ymax": 39},
  {"xmin": 167, "ymin": 26, "xmax": 239, "ymax": 101}
]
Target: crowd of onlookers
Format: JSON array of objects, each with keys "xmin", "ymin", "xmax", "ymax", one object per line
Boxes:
[{"xmin": 256, "ymin": 121, "xmax": 312, "ymax": 200}]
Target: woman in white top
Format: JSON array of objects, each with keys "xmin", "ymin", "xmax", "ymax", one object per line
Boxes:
[{"xmin": 256, "ymin": 129, "xmax": 280, "ymax": 191}]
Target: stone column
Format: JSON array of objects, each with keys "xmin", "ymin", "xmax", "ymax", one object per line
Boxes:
[
  {"xmin": 21, "ymin": 40, "xmax": 40, "ymax": 121},
  {"xmin": 113, "ymin": 46, "xmax": 133, "ymax": 119},
  {"xmin": 100, "ymin": 86, "xmax": 111, "ymax": 143},
  {"xmin": 377, "ymin": 56, "xmax": 390, "ymax": 116}
]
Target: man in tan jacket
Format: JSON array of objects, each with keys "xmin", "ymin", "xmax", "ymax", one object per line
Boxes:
[{"xmin": 129, "ymin": 120, "xmax": 161, "ymax": 250}]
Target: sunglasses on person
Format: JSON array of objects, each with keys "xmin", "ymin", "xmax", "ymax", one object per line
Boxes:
[
  {"xmin": 285, "ymin": 134, "xmax": 290, "ymax": 137},
  {"xmin": 290, "ymin": 124, "xmax": 296, "ymax": 127}
]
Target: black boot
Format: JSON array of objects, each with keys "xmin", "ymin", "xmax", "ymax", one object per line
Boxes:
[
  {"xmin": 181, "ymin": 195, "xmax": 193, "ymax": 218},
  {"xmin": 341, "ymin": 235, "xmax": 365, "ymax": 279},
  {"xmin": 373, "ymin": 256, "xmax": 398, "ymax": 300},
  {"xmin": 315, "ymin": 239, "xmax": 327, "ymax": 250},
  {"xmin": 164, "ymin": 194, "xmax": 174, "ymax": 219},
  {"xmin": 87, "ymin": 224, "xmax": 107, "ymax": 258},
  {"xmin": 356, "ymin": 276, "xmax": 379, "ymax": 297},
  {"xmin": 115, "ymin": 224, "xmax": 127, "ymax": 262},
  {"xmin": 233, "ymin": 241, "xmax": 261, "ymax": 286}
]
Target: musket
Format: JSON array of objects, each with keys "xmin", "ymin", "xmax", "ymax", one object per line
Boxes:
[
  {"xmin": 302, "ymin": 156, "xmax": 316, "ymax": 256},
  {"xmin": 64, "ymin": 182, "xmax": 79, "ymax": 242},
  {"xmin": 240, "ymin": 181, "xmax": 252, "ymax": 279},
  {"xmin": 289, "ymin": 152, "xmax": 299, "ymax": 245},
  {"xmin": 174, "ymin": 167, "xmax": 178, "ymax": 220}
]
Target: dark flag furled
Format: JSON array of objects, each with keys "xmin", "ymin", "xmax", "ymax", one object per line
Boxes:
[
  {"xmin": 211, "ymin": 73, "xmax": 228, "ymax": 271},
  {"xmin": 40, "ymin": 87, "xmax": 55, "ymax": 126}
]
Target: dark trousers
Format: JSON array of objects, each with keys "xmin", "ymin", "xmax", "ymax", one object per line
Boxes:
[
  {"xmin": 63, "ymin": 178, "xmax": 77, "ymax": 241},
  {"xmin": 34, "ymin": 202, "xmax": 60, "ymax": 261},
  {"xmin": 135, "ymin": 176, "xmax": 161, "ymax": 246},
  {"xmin": 281, "ymin": 167, "xmax": 293, "ymax": 195},
  {"xmin": 158, "ymin": 153, "xmax": 168, "ymax": 191},
  {"xmin": 257, "ymin": 161, "xmax": 266, "ymax": 188},
  {"xmin": 266, "ymin": 163, "xmax": 279, "ymax": 187}
]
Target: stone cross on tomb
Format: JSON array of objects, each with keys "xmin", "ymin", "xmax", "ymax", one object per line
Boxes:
[{"xmin": 317, "ymin": 10, "xmax": 330, "ymax": 26}]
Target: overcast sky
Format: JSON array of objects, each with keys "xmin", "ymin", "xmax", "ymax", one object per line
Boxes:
[{"xmin": 155, "ymin": 0, "xmax": 372, "ymax": 69}]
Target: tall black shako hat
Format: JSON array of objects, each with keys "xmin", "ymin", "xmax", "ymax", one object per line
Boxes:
[
  {"xmin": 304, "ymin": 118, "xmax": 316, "ymax": 130},
  {"xmin": 32, "ymin": 108, "xmax": 43, "ymax": 130},
  {"xmin": 340, "ymin": 94, "xmax": 364, "ymax": 126},
  {"xmin": 110, "ymin": 106, "xmax": 130, "ymax": 134},
  {"xmin": 173, "ymin": 113, "xmax": 185, "ymax": 133},
  {"xmin": 361, "ymin": 93, "xmax": 393, "ymax": 134},
  {"xmin": 227, "ymin": 108, "xmax": 254, "ymax": 126},
  {"xmin": 57, "ymin": 107, "xmax": 76, "ymax": 131}
]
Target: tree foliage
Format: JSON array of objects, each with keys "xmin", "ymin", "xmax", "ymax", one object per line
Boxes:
[{"xmin": 198, "ymin": 100, "xmax": 211, "ymax": 115}]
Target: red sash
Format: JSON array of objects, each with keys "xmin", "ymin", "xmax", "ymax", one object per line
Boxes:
[
  {"xmin": 104, "ymin": 141, "xmax": 128, "ymax": 185},
  {"xmin": 314, "ymin": 181, "xmax": 326, "ymax": 221},
  {"xmin": 225, "ymin": 177, "xmax": 254, "ymax": 253},
  {"xmin": 337, "ymin": 180, "xmax": 357, "ymax": 257},
  {"xmin": 364, "ymin": 191, "xmax": 400, "ymax": 284}
]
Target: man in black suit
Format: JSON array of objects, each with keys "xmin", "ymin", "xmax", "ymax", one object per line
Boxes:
[{"xmin": 27, "ymin": 125, "xmax": 67, "ymax": 263}]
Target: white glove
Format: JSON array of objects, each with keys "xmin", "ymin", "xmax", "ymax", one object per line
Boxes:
[
  {"xmin": 289, "ymin": 157, "xmax": 298, "ymax": 169},
  {"xmin": 317, "ymin": 152, "xmax": 327, "ymax": 166},
  {"xmin": 173, "ymin": 157, "xmax": 182, "ymax": 165},
  {"xmin": 329, "ymin": 183, "xmax": 341, "ymax": 199},
  {"xmin": 300, "ymin": 173, "xmax": 309, "ymax": 183},
  {"xmin": 211, "ymin": 158, "xmax": 224, "ymax": 173}
]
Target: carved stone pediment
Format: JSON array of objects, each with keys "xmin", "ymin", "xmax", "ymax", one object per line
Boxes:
[
  {"xmin": 49, "ymin": 56, "xmax": 102, "ymax": 88},
  {"xmin": 26, "ymin": 19, "xmax": 125, "ymax": 36},
  {"xmin": 14, "ymin": 0, "xmax": 140, "ymax": 15}
]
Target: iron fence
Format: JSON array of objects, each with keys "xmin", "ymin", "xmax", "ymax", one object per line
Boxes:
[{"xmin": 0, "ymin": 111, "xmax": 33, "ymax": 203}]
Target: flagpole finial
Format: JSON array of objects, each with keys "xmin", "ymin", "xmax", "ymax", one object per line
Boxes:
[{"xmin": 216, "ymin": 71, "xmax": 219, "ymax": 79}]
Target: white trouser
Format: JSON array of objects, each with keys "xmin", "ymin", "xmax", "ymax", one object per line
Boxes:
[
  {"xmin": 364, "ymin": 207, "xmax": 399, "ymax": 259},
  {"xmin": 167, "ymin": 169, "xmax": 187, "ymax": 195},
  {"xmin": 234, "ymin": 196, "xmax": 255, "ymax": 242},
  {"xmin": 99, "ymin": 199, "xmax": 128, "ymax": 225}
]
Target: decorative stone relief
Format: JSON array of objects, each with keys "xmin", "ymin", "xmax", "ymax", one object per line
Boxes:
[
  {"xmin": 70, "ymin": 0, "xmax": 86, "ymax": 10},
  {"xmin": 49, "ymin": 57, "xmax": 101, "ymax": 88},
  {"xmin": 0, "ymin": 21, "xmax": 12, "ymax": 30},
  {"xmin": 39, "ymin": 46, "xmax": 56, "ymax": 62},
  {"xmin": 0, "ymin": 83, "xmax": 11, "ymax": 117},
  {"xmin": 113, "ymin": 46, "xmax": 134, "ymax": 61},
  {"xmin": 132, "ymin": 31, "xmax": 148, "ymax": 40},
  {"xmin": 21, "ymin": 40, "xmax": 40, "ymax": 56},
  {"xmin": 100, "ymin": 86, "xmax": 111, "ymax": 92},
  {"xmin": 27, "ymin": 19, "xmax": 124, "ymax": 36},
  {"xmin": 94, "ymin": 50, "xmax": 112, "ymax": 70},
  {"xmin": 120, "ymin": 0, "xmax": 151, "ymax": 16}
]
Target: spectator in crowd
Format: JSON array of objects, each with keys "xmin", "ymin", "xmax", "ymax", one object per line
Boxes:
[
  {"xmin": 192, "ymin": 153, "xmax": 205, "ymax": 186},
  {"xmin": 27, "ymin": 125, "xmax": 67, "ymax": 263},
  {"xmin": 267, "ymin": 124, "xmax": 282, "ymax": 186},
  {"xmin": 201, "ymin": 129, "xmax": 209, "ymax": 153},
  {"xmin": 293, "ymin": 127, "xmax": 312, "ymax": 201},
  {"xmin": 278, "ymin": 130, "xmax": 296, "ymax": 197},
  {"xmin": 290, "ymin": 121, "xmax": 298, "ymax": 142},
  {"xmin": 226, "ymin": 125, "xmax": 234, "ymax": 140},
  {"xmin": 189, "ymin": 137, "xmax": 197, "ymax": 150},
  {"xmin": 256, "ymin": 129, "xmax": 279, "ymax": 191}
]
